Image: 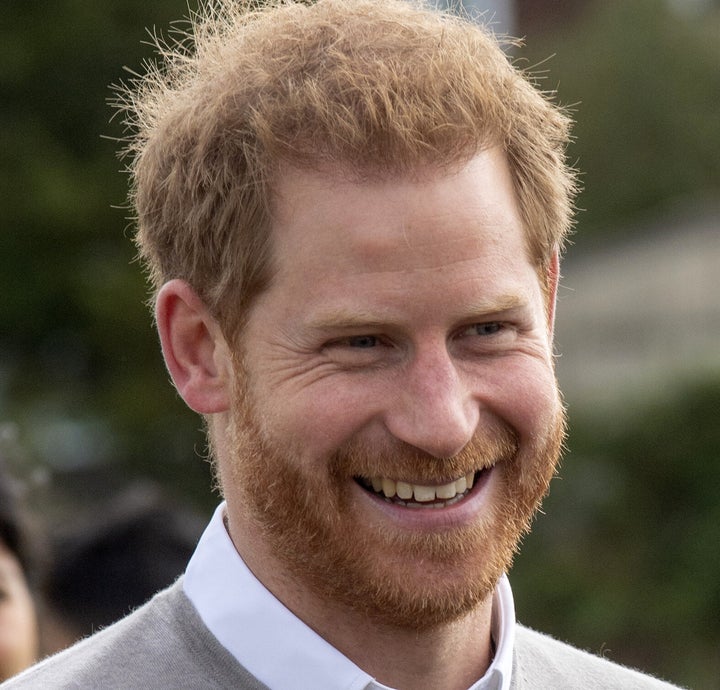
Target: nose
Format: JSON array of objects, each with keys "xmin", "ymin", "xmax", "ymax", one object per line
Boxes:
[{"xmin": 383, "ymin": 345, "xmax": 479, "ymax": 459}]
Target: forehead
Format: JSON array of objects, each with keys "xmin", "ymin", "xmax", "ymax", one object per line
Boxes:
[
  {"xmin": 269, "ymin": 150, "xmax": 529, "ymax": 273},
  {"xmin": 251, "ymin": 149, "xmax": 544, "ymax": 328}
]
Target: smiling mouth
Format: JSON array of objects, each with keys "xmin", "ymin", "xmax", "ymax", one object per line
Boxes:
[{"xmin": 356, "ymin": 471, "xmax": 484, "ymax": 508}]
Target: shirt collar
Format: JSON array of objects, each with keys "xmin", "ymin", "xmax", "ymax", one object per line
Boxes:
[{"xmin": 184, "ymin": 502, "xmax": 515, "ymax": 690}]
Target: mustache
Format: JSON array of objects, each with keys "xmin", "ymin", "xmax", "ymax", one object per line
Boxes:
[{"xmin": 329, "ymin": 425, "xmax": 519, "ymax": 484}]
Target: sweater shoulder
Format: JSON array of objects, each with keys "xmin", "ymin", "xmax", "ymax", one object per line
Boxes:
[
  {"xmin": 1, "ymin": 579, "xmax": 268, "ymax": 690},
  {"xmin": 512, "ymin": 624, "xmax": 684, "ymax": 690}
]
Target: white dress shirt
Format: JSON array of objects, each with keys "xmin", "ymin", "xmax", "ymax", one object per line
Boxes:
[{"xmin": 184, "ymin": 503, "xmax": 515, "ymax": 690}]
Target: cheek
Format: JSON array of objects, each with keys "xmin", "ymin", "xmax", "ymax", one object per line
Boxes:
[
  {"xmin": 263, "ymin": 378, "xmax": 387, "ymax": 459},
  {"xmin": 480, "ymin": 360, "xmax": 560, "ymax": 438}
]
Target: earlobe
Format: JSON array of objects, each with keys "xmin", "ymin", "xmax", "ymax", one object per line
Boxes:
[{"xmin": 155, "ymin": 279, "xmax": 232, "ymax": 414}]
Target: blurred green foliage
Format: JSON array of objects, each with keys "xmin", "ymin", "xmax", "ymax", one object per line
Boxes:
[
  {"xmin": 1, "ymin": 0, "xmax": 212, "ymax": 508},
  {"xmin": 0, "ymin": 1, "xmax": 718, "ymax": 687}
]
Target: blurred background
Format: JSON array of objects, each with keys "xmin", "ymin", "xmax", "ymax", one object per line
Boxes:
[{"xmin": 1, "ymin": 0, "xmax": 718, "ymax": 686}]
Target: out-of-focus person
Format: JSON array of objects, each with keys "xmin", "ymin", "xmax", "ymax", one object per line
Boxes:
[
  {"xmin": 41, "ymin": 485, "xmax": 205, "ymax": 653},
  {"xmin": 0, "ymin": 468, "xmax": 39, "ymax": 681}
]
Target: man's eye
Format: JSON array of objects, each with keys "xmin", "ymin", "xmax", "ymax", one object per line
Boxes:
[
  {"xmin": 471, "ymin": 322, "xmax": 502, "ymax": 336},
  {"xmin": 347, "ymin": 335, "xmax": 378, "ymax": 348}
]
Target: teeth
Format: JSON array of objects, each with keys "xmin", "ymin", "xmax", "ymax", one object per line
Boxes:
[
  {"xmin": 396, "ymin": 481, "xmax": 413, "ymax": 500},
  {"xmin": 413, "ymin": 484, "xmax": 436, "ymax": 502},
  {"xmin": 372, "ymin": 472, "xmax": 479, "ymax": 504},
  {"xmin": 382, "ymin": 477, "xmax": 396, "ymax": 498},
  {"xmin": 436, "ymin": 481, "xmax": 457, "ymax": 500}
]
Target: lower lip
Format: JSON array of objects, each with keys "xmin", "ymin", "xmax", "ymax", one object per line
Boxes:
[{"xmin": 354, "ymin": 467, "xmax": 496, "ymax": 531}]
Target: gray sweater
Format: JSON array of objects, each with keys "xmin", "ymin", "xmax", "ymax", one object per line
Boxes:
[{"xmin": 2, "ymin": 580, "xmax": 681, "ymax": 689}]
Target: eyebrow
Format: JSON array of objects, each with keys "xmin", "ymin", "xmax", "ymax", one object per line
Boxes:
[
  {"xmin": 463, "ymin": 294, "xmax": 528, "ymax": 314},
  {"xmin": 308, "ymin": 294, "xmax": 529, "ymax": 332},
  {"xmin": 308, "ymin": 310, "xmax": 393, "ymax": 333}
]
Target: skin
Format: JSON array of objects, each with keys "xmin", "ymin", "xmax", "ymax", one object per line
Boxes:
[
  {"xmin": 157, "ymin": 148, "xmax": 563, "ymax": 690},
  {"xmin": 0, "ymin": 543, "xmax": 38, "ymax": 682}
]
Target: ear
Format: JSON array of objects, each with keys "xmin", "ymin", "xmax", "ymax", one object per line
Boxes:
[
  {"xmin": 546, "ymin": 249, "xmax": 561, "ymax": 341},
  {"xmin": 155, "ymin": 279, "xmax": 232, "ymax": 414}
]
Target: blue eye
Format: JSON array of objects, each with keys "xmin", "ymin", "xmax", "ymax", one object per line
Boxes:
[
  {"xmin": 348, "ymin": 335, "xmax": 378, "ymax": 348},
  {"xmin": 474, "ymin": 322, "xmax": 502, "ymax": 336}
]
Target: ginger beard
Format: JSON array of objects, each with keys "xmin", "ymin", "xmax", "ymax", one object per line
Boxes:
[{"xmin": 223, "ymin": 369, "xmax": 566, "ymax": 631}]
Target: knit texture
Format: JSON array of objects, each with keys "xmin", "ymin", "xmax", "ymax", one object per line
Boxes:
[
  {"xmin": 511, "ymin": 625, "xmax": 682, "ymax": 689},
  {"xmin": 1, "ymin": 579, "xmax": 682, "ymax": 689},
  {"xmin": 2, "ymin": 580, "xmax": 268, "ymax": 690}
]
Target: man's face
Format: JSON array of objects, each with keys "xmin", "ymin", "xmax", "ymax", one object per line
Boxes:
[{"xmin": 221, "ymin": 149, "xmax": 564, "ymax": 629}]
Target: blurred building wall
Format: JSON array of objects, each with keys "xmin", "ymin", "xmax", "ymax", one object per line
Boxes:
[{"xmin": 555, "ymin": 205, "xmax": 720, "ymax": 409}]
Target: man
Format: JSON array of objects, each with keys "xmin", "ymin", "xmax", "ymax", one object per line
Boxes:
[{"xmin": 3, "ymin": 1, "xmax": 681, "ymax": 688}]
